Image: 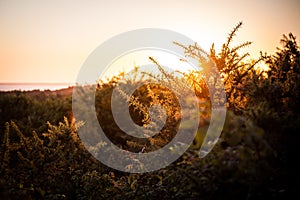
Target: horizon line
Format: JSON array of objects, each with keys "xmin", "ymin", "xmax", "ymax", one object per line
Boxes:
[{"xmin": 0, "ymin": 82, "xmax": 76, "ymax": 85}]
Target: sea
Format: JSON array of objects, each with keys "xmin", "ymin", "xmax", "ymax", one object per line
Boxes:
[{"xmin": 0, "ymin": 83, "xmax": 74, "ymax": 92}]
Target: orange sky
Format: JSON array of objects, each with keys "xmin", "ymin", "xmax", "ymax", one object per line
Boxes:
[{"xmin": 0, "ymin": 0, "xmax": 299, "ymax": 83}]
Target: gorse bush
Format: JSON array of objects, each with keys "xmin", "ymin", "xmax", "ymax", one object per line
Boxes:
[
  {"xmin": 94, "ymin": 59, "xmax": 206, "ymax": 153},
  {"xmin": 0, "ymin": 22, "xmax": 295, "ymax": 199},
  {"xmin": 0, "ymin": 89, "xmax": 73, "ymax": 135},
  {"xmin": 175, "ymin": 22, "xmax": 262, "ymax": 113},
  {"xmin": 246, "ymin": 33, "xmax": 300, "ymax": 126},
  {"xmin": 0, "ymin": 111, "xmax": 278, "ymax": 199},
  {"xmin": 0, "ymin": 118, "xmax": 105, "ymax": 199}
]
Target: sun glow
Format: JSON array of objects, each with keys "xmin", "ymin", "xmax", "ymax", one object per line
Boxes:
[{"xmin": 100, "ymin": 49, "xmax": 199, "ymax": 81}]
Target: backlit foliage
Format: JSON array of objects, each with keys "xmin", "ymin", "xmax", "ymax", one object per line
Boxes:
[
  {"xmin": 175, "ymin": 21, "xmax": 263, "ymax": 113},
  {"xmin": 0, "ymin": 23, "xmax": 295, "ymax": 199}
]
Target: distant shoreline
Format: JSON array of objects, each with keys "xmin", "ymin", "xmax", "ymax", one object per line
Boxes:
[{"xmin": 0, "ymin": 83, "xmax": 75, "ymax": 92}]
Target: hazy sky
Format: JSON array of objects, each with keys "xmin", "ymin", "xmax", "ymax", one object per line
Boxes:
[{"xmin": 0, "ymin": 0, "xmax": 299, "ymax": 83}]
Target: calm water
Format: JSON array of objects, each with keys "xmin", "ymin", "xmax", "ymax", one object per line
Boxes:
[{"xmin": 0, "ymin": 83, "xmax": 74, "ymax": 91}]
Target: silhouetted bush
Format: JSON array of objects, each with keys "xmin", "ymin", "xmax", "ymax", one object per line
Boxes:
[{"xmin": 1, "ymin": 23, "xmax": 295, "ymax": 199}]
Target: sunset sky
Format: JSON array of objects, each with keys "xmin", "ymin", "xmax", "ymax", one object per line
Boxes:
[{"xmin": 0, "ymin": 0, "xmax": 299, "ymax": 83}]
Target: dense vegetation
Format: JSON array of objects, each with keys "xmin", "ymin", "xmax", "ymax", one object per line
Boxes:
[{"xmin": 1, "ymin": 22, "xmax": 298, "ymax": 199}]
